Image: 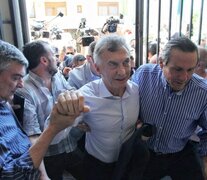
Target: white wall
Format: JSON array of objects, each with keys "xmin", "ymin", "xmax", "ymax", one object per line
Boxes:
[{"xmin": 0, "ymin": 0, "xmax": 14, "ymax": 44}]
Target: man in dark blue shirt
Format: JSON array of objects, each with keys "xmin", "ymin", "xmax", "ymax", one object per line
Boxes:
[
  {"xmin": 0, "ymin": 40, "xmax": 89, "ymax": 179},
  {"xmin": 132, "ymin": 37, "xmax": 207, "ymax": 180}
]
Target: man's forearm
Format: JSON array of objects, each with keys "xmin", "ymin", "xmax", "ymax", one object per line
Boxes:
[
  {"xmin": 29, "ymin": 90, "xmax": 89, "ymax": 168},
  {"xmin": 29, "ymin": 127, "xmax": 56, "ymax": 168},
  {"xmin": 29, "ymin": 135, "xmax": 50, "ymax": 179}
]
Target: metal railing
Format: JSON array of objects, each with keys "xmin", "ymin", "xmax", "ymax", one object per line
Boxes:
[{"xmin": 135, "ymin": 0, "xmax": 206, "ymax": 66}]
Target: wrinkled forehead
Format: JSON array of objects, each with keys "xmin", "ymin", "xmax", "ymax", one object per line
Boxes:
[
  {"xmin": 0, "ymin": 61, "xmax": 26, "ymax": 75},
  {"xmin": 168, "ymin": 49, "xmax": 198, "ymax": 68}
]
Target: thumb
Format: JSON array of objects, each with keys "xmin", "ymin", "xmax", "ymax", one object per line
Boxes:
[{"xmin": 83, "ymin": 105, "xmax": 90, "ymax": 113}]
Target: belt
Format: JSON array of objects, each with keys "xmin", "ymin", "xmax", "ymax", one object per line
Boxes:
[
  {"xmin": 85, "ymin": 151, "xmax": 116, "ymax": 168},
  {"xmin": 149, "ymin": 149, "xmax": 182, "ymax": 158},
  {"xmin": 149, "ymin": 141, "xmax": 197, "ymax": 158}
]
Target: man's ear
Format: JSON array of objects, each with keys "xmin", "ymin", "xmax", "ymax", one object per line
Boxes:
[
  {"xmin": 94, "ymin": 63, "xmax": 101, "ymax": 74},
  {"xmin": 159, "ymin": 57, "xmax": 164, "ymax": 69},
  {"xmin": 86, "ymin": 55, "xmax": 92, "ymax": 61},
  {"xmin": 40, "ymin": 56, "xmax": 48, "ymax": 65}
]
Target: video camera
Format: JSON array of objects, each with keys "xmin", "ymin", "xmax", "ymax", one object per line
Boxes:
[
  {"xmin": 107, "ymin": 17, "xmax": 120, "ymax": 33},
  {"xmin": 81, "ymin": 36, "xmax": 95, "ymax": 47},
  {"xmin": 101, "ymin": 16, "xmax": 120, "ymax": 34},
  {"xmin": 76, "ymin": 18, "xmax": 98, "ymax": 46},
  {"xmin": 30, "ymin": 12, "xmax": 64, "ymax": 40}
]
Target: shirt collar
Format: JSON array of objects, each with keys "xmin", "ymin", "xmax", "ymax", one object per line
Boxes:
[
  {"xmin": 0, "ymin": 99, "xmax": 7, "ymax": 105},
  {"xmin": 29, "ymin": 71, "xmax": 57, "ymax": 86},
  {"xmin": 98, "ymin": 79, "xmax": 131, "ymax": 98},
  {"xmin": 29, "ymin": 71, "xmax": 45, "ymax": 86}
]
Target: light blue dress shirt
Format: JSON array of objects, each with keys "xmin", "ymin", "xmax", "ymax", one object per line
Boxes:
[
  {"xmin": 77, "ymin": 79, "xmax": 140, "ymax": 163},
  {"xmin": 15, "ymin": 71, "xmax": 80, "ymax": 157},
  {"xmin": 68, "ymin": 62, "xmax": 100, "ymax": 89}
]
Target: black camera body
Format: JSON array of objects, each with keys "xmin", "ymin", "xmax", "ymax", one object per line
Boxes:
[
  {"xmin": 82, "ymin": 36, "xmax": 95, "ymax": 47},
  {"xmin": 101, "ymin": 16, "xmax": 120, "ymax": 34},
  {"xmin": 107, "ymin": 17, "xmax": 120, "ymax": 33},
  {"xmin": 76, "ymin": 18, "xmax": 96, "ymax": 46},
  {"xmin": 30, "ymin": 12, "xmax": 64, "ymax": 40},
  {"xmin": 78, "ymin": 28, "xmax": 95, "ymax": 46}
]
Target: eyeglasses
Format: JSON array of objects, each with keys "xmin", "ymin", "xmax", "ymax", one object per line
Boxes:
[{"xmin": 66, "ymin": 52, "xmax": 74, "ymax": 55}]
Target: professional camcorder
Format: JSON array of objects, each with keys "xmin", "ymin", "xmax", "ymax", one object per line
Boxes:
[
  {"xmin": 76, "ymin": 18, "xmax": 98, "ymax": 46},
  {"xmin": 107, "ymin": 17, "xmax": 120, "ymax": 33},
  {"xmin": 101, "ymin": 16, "xmax": 120, "ymax": 34},
  {"xmin": 30, "ymin": 12, "xmax": 64, "ymax": 40}
]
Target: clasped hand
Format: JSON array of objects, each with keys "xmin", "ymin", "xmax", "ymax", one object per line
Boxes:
[{"xmin": 49, "ymin": 90, "xmax": 90, "ymax": 133}]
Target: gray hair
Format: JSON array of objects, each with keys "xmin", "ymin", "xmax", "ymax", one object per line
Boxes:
[
  {"xmin": 160, "ymin": 37, "xmax": 198, "ymax": 64},
  {"xmin": 0, "ymin": 40, "xmax": 28, "ymax": 73},
  {"xmin": 93, "ymin": 34, "xmax": 131, "ymax": 64}
]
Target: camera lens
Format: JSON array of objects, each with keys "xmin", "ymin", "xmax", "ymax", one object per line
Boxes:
[{"xmin": 108, "ymin": 24, "xmax": 117, "ymax": 33}]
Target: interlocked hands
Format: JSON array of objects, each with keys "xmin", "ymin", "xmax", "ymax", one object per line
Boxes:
[{"xmin": 49, "ymin": 90, "xmax": 90, "ymax": 133}]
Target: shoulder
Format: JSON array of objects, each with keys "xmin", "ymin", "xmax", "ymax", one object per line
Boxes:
[
  {"xmin": 191, "ymin": 74, "xmax": 207, "ymax": 91},
  {"xmin": 137, "ymin": 63, "xmax": 160, "ymax": 72},
  {"xmin": 128, "ymin": 80, "xmax": 139, "ymax": 89},
  {"xmin": 133, "ymin": 64, "xmax": 161, "ymax": 78},
  {"xmin": 79, "ymin": 79, "xmax": 100, "ymax": 95},
  {"xmin": 132, "ymin": 64, "xmax": 161, "ymax": 83},
  {"xmin": 127, "ymin": 80, "xmax": 139, "ymax": 95},
  {"xmin": 54, "ymin": 71, "xmax": 74, "ymax": 90},
  {"xmin": 16, "ymin": 75, "xmax": 34, "ymax": 95},
  {"xmin": 68, "ymin": 66, "xmax": 85, "ymax": 81},
  {"xmin": 70, "ymin": 63, "xmax": 88, "ymax": 75},
  {"xmin": 54, "ymin": 71, "xmax": 68, "ymax": 82}
]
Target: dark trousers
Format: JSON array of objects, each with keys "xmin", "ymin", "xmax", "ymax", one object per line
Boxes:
[
  {"xmin": 142, "ymin": 141, "xmax": 204, "ymax": 180},
  {"xmin": 112, "ymin": 138, "xmax": 150, "ymax": 180},
  {"xmin": 44, "ymin": 148, "xmax": 84, "ymax": 180},
  {"xmin": 83, "ymin": 151, "xmax": 116, "ymax": 180}
]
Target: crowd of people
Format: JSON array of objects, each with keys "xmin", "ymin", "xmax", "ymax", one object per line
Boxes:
[{"xmin": 0, "ymin": 32, "xmax": 207, "ymax": 180}]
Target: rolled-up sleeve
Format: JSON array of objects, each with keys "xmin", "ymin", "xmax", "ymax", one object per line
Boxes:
[{"xmin": 0, "ymin": 148, "xmax": 40, "ymax": 179}]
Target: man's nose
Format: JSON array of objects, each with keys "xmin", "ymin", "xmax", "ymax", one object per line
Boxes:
[
  {"xmin": 17, "ymin": 79, "xmax": 24, "ymax": 88},
  {"xmin": 117, "ymin": 65, "xmax": 126, "ymax": 75},
  {"xmin": 180, "ymin": 71, "xmax": 189, "ymax": 82}
]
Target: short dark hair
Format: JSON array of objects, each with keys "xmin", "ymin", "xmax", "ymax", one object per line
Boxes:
[
  {"xmin": 73, "ymin": 54, "xmax": 86, "ymax": 62},
  {"xmin": 22, "ymin": 40, "xmax": 49, "ymax": 70},
  {"xmin": 160, "ymin": 37, "xmax": 198, "ymax": 64},
  {"xmin": 148, "ymin": 42, "xmax": 157, "ymax": 56}
]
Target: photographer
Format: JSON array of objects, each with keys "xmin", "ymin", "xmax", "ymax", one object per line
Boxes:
[
  {"xmin": 76, "ymin": 18, "xmax": 99, "ymax": 53},
  {"xmin": 101, "ymin": 16, "xmax": 120, "ymax": 34}
]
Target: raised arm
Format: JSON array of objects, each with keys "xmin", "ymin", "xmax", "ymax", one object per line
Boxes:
[{"xmin": 29, "ymin": 90, "xmax": 90, "ymax": 168}]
